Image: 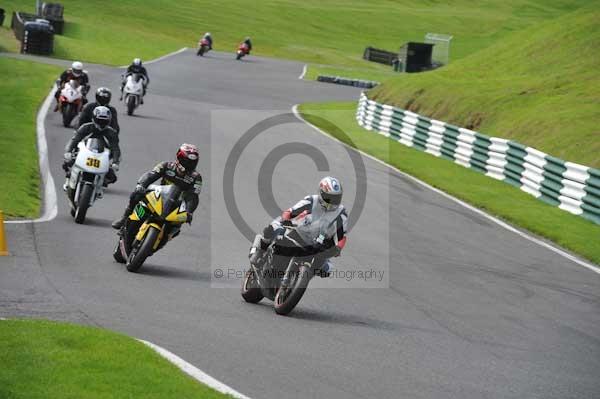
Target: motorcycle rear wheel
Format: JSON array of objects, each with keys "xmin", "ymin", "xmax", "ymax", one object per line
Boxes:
[
  {"xmin": 274, "ymin": 265, "xmax": 311, "ymax": 316},
  {"xmin": 126, "ymin": 226, "xmax": 159, "ymax": 272},
  {"xmin": 241, "ymin": 269, "xmax": 264, "ymax": 303},
  {"xmin": 113, "ymin": 240, "xmax": 126, "ymax": 264},
  {"xmin": 74, "ymin": 184, "xmax": 93, "ymax": 224}
]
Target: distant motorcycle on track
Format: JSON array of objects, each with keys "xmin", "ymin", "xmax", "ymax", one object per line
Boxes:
[
  {"xmin": 236, "ymin": 43, "xmax": 249, "ymax": 60},
  {"xmin": 197, "ymin": 38, "xmax": 211, "ymax": 56},
  {"xmin": 58, "ymin": 79, "xmax": 84, "ymax": 127},
  {"xmin": 122, "ymin": 73, "xmax": 145, "ymax": 116}
]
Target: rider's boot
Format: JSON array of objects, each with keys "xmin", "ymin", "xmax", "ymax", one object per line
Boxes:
[
  {"xmin": 111, "ymin": 204, "xmax": 134, "ymax": 230},
  {"xmin": 249, "ymin": 236, "xmax": 269, "ymax": 266}
]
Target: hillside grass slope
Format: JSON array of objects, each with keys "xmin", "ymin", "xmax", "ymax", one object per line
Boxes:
[
  {"xmin": 0, "ymin": 0, "xmax": 591, "ymax": 66},
  {"xmin": 370, "ymin": 6, "xmax": 600, "ymax": 167}
]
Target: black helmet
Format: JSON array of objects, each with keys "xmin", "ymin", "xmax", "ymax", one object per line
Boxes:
[
  {"xmin": 95, "ymin": 87, "xmax": 112, "ymax": 106},
  {"xmin": 92, "ymin": 106, "xmax": 112, "ymax": 130}
]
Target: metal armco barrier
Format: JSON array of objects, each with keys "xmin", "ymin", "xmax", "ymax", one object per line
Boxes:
[
  {"xmin": 317, "ymin": 75, "xmax": 379, "ymax": 89},
  {"xmin": 356, "ymin": 93, "xmax": 600, "ymax": 224},
  {"xmin": 363, "ymin": 47, "xmax": 397, "ymax": 65}
]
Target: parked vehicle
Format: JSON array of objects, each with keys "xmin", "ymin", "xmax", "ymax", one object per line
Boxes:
[
  {"xmin": 122, "ymin": 73, "xmax": 144, "ymax": 115},
  {"xmin": 59, "ymin": 79, "xmax": 84, "ymax": 127},
  {"xmin": 113, "ymin": 185, "xmax": 189, "ymax": 272},
  {"xmin": 65, "ymin": 138, "xmax": 110, "ymax": 224}
]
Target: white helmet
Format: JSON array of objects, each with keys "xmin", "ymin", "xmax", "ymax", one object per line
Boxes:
[
  {"xmin": 133, "ymin": 58, "xmax": 142, "ymax": 66},
  {"xmin": 318, "ymin": 176, "xmax": 343, "ymax": 210},
  {"xmin": 71, "ymin": 61, "xmax": 83, "ymax": 76},
  {"xmin": 205, "ymin": 32, "xmax": 211, "ymax": 36}
]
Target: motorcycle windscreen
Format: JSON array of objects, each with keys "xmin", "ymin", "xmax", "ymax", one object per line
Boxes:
[
  {"xmin": 85, "ymin": 138, "xmax": 106, "ymax": 154},
  {"xmin": 152, "ymin": 185, "xmax": 184, "ymax": 219}
]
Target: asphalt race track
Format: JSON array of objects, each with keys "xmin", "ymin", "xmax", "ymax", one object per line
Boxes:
[{"xmin": 2, "ymin": 50, "xmax": 600, "ymax": 399}]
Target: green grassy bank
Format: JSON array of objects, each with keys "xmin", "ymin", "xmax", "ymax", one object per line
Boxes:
[{"xmin": 0, "ymin": 319, "xmax": 233, "ymax": 399}]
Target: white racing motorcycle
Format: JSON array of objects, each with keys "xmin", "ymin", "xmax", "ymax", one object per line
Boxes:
[
  {"xmin": 122, "ymin": 73, "xmax": 145, "ymax": 115},
  {"xmin": 65, "ymin": 137, "xmax": 112, "ymax": 224},
  {"xmin": 58, "ymin": 79, "xmax": 84, "ymax": 127}
]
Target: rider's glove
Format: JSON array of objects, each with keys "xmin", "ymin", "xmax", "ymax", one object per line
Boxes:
[
  {"xmin": 134, "ymin": 184, "xmax": 145, "ymax": 194},
  {"xmin": 186, "ymin": 213, "xmax": 193, "ymax": 225},
  {"xmin": 111, "ymin": 163, "xmax": 119, "ymax": 172},
  {"xmin": 63, "ymin": 152, "xmax": 72, "ymax": 161}
]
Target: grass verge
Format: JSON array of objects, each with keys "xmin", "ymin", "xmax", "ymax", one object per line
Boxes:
[
  {"xmin": 0, "ymin": 319, "xmax": 233, "ymax": 399},
  {"xmin": 370, "ymin": 6, "xmax": 600, "ymax": 167},
  {"xmin": 298, "ymin": 101, "xmax": 600, "ymax": 265},
  {"xmin": 0, "ymin": 57, "xmax": 62, "ymax": 218}
]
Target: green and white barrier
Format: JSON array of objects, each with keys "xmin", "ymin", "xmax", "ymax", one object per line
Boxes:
[{"xmin": 356, "ymin": 93, "xmax": 600, "ymax": 224}]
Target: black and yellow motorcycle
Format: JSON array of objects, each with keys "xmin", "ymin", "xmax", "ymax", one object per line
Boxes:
[{"xmin": 113, "ymin": 185, "xmax": 188, "ymax": 272}]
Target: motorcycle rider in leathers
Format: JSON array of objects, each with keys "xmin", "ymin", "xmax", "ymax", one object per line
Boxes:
[
  {"xmin": 111, "ymin": 143, "xmax": 202, "ymax": 230},
  {"xmin": 54, "ymin": 61, "xmax": 90, "ymax": 112},
  {"xmin": 120, "ymin": 58, "xmax": 149, "ymax": 103},
  {"xmin": 63, "ymin": 106, "xmax": 121, "ymax": 187},
  {"xmin": 78, "ymin": 87, "xmax": 120, "ymax": 133},
  {"xmin": 249, "ymin": 176, "xmax": 348, "ymax": 278}
]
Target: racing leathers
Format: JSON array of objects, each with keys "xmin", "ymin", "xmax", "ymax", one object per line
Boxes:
[
  {"xmin": 54, "ymin": 69, "xmax": 90, "ymax": 105},
  {"xmin": 252, "ymin": 195, "xmax": 348, "ymax": 277},
  {"xmin": 63, "ymin": 122, "xmax": 121, "ymax": 185},
  {"xmin": 202, "ymin": 33, "xmax": 213, "ymax": 49},
  {"xmin": 112, "ymin": 161, "xmax": 202, "ymax": 230},
  {"xmin": 78, "ymin": 102, "xmax": 120, "ymax": 133},
  {"xmin": 243, "ymin": 38, "xmax": 252, "ymax": 53}
]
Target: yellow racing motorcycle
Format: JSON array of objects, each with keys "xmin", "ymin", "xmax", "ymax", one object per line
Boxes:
[{"xmin": 113, "ymin": 185, "xmax": 188, "ymax": 272}]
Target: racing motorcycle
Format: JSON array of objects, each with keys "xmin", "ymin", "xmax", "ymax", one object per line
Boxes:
[
  {"xmin": 65, "ymin": 138, "xmax": 111, "ymax": 224},
  {"xmin": 113, "ymin": 185, "xmax": 188, "ymax": 272},
  {"xmin": 242, "ymin": 221, "xmax": 332, "ymax": 315},
  {"xmin": 58, "ymin": 79, "xmax": 84, "ymax": 127},
  {"xmin": 236, "ymin": 43, "xmax": 249, "ymax": 60},
  {"xmin": 122, "ymin": 73, "xmax": 144, "ymax": 116},
  {"xmin": 196, "ymin": 38, "xmax": 211, "ymax": 56}
]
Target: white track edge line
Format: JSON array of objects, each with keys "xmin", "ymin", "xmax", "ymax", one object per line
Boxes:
[
  {"xmin": 298, "ymin": 64, "xmax": 307, "ymax": 80},
  {"xmin": 139, "ymin": 339, "xmax": 252, "ymax": 399},
  {"xmin": 292, "ymin": 105, "xmax": 600, "ymax": 275},
  {"xmin": 7, "ymin": 89, "xmax": 57, "ymax": 224},
  {"xmin": 119, "ymin": 47, "xmax": 188, "ymax": 68}
]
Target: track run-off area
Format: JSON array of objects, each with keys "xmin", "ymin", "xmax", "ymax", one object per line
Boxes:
[{"xmin": 1, "ymin": 50, "xmax": 599, "ymax": 399}]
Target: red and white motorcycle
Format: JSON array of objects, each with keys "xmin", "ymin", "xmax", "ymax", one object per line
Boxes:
[
  {"xmin": 58, "ymin": 79, "xmax": 84, "ymax": 127},
  {"xmin": 197, "ymin": 38, "xmax": 211, "ymax": 56},
  {"xmin": 236, "ymin": 43, "xmax": 249, "ymax": 60}
]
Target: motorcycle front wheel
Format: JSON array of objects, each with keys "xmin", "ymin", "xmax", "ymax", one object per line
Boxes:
[
  {"xmin": 126, "ymin": 96, "xmax": 136, "ymax": 115},
  {"xmin": 62, "ymin": 104, "xmax": 75, "ymax": 127},
  {"xmin": 274, "ymin": 264, "xmax": 311, "ymax": 316},
  {"xmin": 241, "ymin": 269, "xmax": 264, "ymax": 303},
  {"xmin": 126, "ymin": 226, "xmax": 160, "ymax": 272},
  {"xmin": 74, "ymin": 184, "xmax": 93, "ymax": 224}
]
